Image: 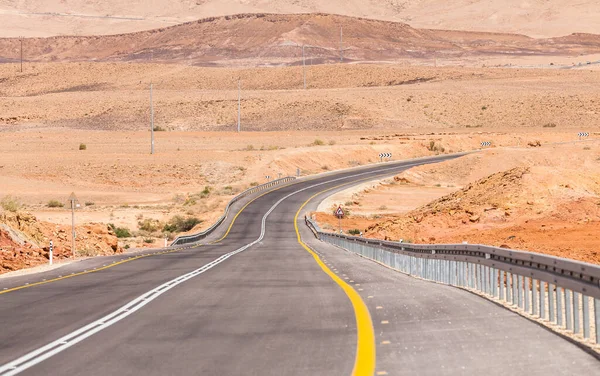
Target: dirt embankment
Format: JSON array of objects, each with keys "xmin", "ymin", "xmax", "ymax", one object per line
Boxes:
[
  {"xmin": 1, "ymin": 14, "xmax": 600, "ymax": 65},
  {"xmin": 0, "ymin": 210, "xmax": 123, "ymax": 274},
  {"xmin": 315, "ymin": 143, "xmax": 600, "ymax": 264}
]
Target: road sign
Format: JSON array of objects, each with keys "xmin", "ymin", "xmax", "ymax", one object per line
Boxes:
[
  {"xmin": 335, "ymin": 206, "xmax": 344, "ymax": 218},
  {"xmin": 578, "ymin": 132, "xmax": 589, "ymax": 138},
  {"xmin": 481, "ymin": 141, "xmax": 491, "ymax": 147},
  {"xmin": 379, "ymin": 152, "xmax": 392, "ymax": 162}
]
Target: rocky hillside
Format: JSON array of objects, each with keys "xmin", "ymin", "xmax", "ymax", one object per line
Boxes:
[
  {"xmin": 0, "ymin": 210, "xmax": 123, "ymax": 273},
  {"xmin": 1, "ymin": 14, "xmax": 600, "ymax": 65},
  {"xmin": 2, "ymin": 0, "xmax": 599, "ymax": 38}
]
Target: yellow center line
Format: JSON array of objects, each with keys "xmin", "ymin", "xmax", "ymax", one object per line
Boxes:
[
  {"xmin": 0, "ymin": 181, "xmax": 297, "ymax": 296},
  {"xmin": 293, "ymin": 182, "xmax": 377, "ymax": 376},
  {"xmin": 0, "ymin": 248, "xmax": 182, "ymax": 295}
]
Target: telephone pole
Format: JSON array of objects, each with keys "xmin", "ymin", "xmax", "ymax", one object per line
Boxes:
[
  {"xmin": 237, "ymin": 78, "xmax": 241, "ymax": 132},
  {"xmin": 150, "ymin": 83, "xmax": 154, "ymax": 154},
  {"xmin": 340, "ymin": 26, "xmax": 343, "ymax": 63},
  {"xmin": 302, "ymin": 45, "xmax": 306, "ymax": 90},
  {"xmin": 68, "ymin": 193, "xmax": 79, "ymax": 259},
  {"xmin": 19, "ymin": 36, "xmax": 23, "ymax": 72}
]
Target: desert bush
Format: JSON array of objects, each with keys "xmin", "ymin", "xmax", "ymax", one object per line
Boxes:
[
  {"xmin": 245, "ymin": 145, "xmax": 255, "ymax": 151},
  {"xmin": 348, "ymin": 229, "xmax": 361, "ymax": 235},
  {"xmin": 47, "ymin": 200, "xmax": 64, "ymax": 208},
  {"xmin": 313, "ymin": 139, "xmax": 325, "ymax": 146},
  {"xmin": 85, "ymin": 201, "xmax": 95, "ymax": 206},
  {"xmin": 1, "ymin": 196, "xmax": 20, "ymax": 212},
  {"xmin": 200, "ymin": 186, "xmax": 211, "ymax": 198},
  {"xmin": 153, "ymin": 125, "xmax": 166, "ymax": 131},
  {"xmin": 138, "ymin": 218, "xmax": 161, "ymax": 233},
  {"xmin": 543, "ymin": 123, "xmax": 557, "ymax": 128},
  {"xmin": 427, "ymin": 141, "xmax": 445, "ymax": 153},
  {"xmin": 114, "ymin": 226, "xmax": 132, "ymax": 238},
  {"xmin": 583, "ymin": 146, "xmax": 591, "ymax": 150},
  {"xmin": 79, "ymin": 143, "xmax": 87, "ymax": 150},
  {"xmin": 143, "ymin": 238, "xmax": 154, "ymax": 244},
  {"xmin": 124, "ymin": 244, "xmax": 130, "ymax": 250},
  {"xmin": 481, "ymin": 105, "xmax": 488, "ymax": 110},
  {"xmin": 321, "ymin": 165, "xmax": 330, "ymax": 171},
  {"xmin": 378, "ymin": 205, "xmax": 388, "ymax": 210},
  {"xmin": 183, "ymin": 197, "xmax": 197, "ymax": 206},
  {"xmin": 250, "ymin": 182, "xmax": 259, "ymax": 187},
  {"xmin": 162, "ymin": 215, "xmax": 203, "ymax": 233}
]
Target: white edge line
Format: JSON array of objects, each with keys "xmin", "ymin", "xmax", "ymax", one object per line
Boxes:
[{"xmin": 0, "ymin": 160, "xmax": 437, "ymax": 375}]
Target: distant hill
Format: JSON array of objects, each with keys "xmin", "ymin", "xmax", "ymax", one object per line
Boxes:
[
  {"xmin": 1, "ymin": 13, "xmax": 599, "ymax": 66},
  {"xmin": 0, "ymin": 0, "xmax": 599, "ymax": 38}
]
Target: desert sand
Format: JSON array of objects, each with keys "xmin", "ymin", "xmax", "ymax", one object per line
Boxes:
[
  {"xmin": 315, "ymin": 141, "xmax": 600, "ymax": 264},
  {"xmin": 1, "ymin": 10, "xmax": 599, "ymax": 273}
]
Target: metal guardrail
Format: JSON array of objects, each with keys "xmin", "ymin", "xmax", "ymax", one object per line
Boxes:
[
  {"xmin": 305, "ymin": 217, "xmax": 600, "ymax": 345},
  {"xmin": 170, "ymin": 177, "xmax": 296, "ymax": 245}
]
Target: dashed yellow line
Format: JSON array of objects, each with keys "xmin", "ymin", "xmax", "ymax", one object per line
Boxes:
[
  {"xmin": 294, "ymin": 185, "xmax": 376, "ymax": 376},
  {"xmin": 0, "ymin": 248, "xmax": 182, "ymax": 295}
]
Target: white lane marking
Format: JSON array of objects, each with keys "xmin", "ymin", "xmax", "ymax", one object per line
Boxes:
[{"xmin": 0, "ymin": 160, "xmax": 429, "ymax": 375}]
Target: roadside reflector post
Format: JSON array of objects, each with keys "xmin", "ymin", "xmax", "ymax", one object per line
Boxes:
[{"xmin": 49, "ymin": 240, "xmax": 53, "ymax": 266}]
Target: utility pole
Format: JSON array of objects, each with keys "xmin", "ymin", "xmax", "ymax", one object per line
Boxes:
[
  {"xmin": 340, "ymin": 26, "xmax": 343, "ymax": 63},
  {"xmin": 302, "ymin": 44, "xmax": 306, "ymax": 90},
  {"xmin": 19, "ymin": 36, "xmax": 23, "ymax": 72},
  {"xmin": 68, "ymin": 193, "xmax": 79, "ymax": 259},
  {"xmin": 150, "ymin": 83, "xmax": 155, "ymax": 154},
  {"xmin": 237, "ymin": 78, "xmax": 241, "ymax": 132}
]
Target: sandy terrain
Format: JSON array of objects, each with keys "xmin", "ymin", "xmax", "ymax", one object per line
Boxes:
[
  {"xmin": 2, "ymin": 63, "xmax": 600, "ymax": 132},
  {"xmin": 1, "ymin": 10, "xmax": 599, "ymax": 273},
  {"xmin": 315, "ymin": 141, "xmax": 600, "ymax": 264},
  {"xmin": 1, "ymin": 1, "xmax": 599, "ymax": 38}
]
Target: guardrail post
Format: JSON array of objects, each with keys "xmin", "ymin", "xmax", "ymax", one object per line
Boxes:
[
  {"xmin": 573, "ymin": 292, "xmax": 580, "ymax": 334},
  {"xmin": 583, "ymin": 295, "xmax": 590, "ymax": 339},
  {"xmin": 512, "ymin": 274, "xmax": 518, "ymax": 306},
  {"xmin": 488, "ymin": 267, "xmax": 492, "ymax": 295},
  {"xmin": 532, "ymin": 279, "xmax": 538, "ymax": 315},
  {"xmin": 593, "ymin": 298, "xmax": 600, "ymax": 343},
  {"xmin": 499, "ymin": 270, "xmax": 505, "ymax": 301},
  {"xmin": 517, "ymin": 275, "xmax": 524, "ymax": 309},
  {"xmin": 549, "ymin": 283, "xmax": 555, "ymax": 322},
  {"xmin": 557, "ymin": 287, "xmax": 563, "ymax": 327},
  {"xmin": 539, "ymin": 281, "xmax": 545, "ymax": 319},
  {"xmin": 468, "ymin": 263, "xmax": 473, "ymax": 288},
  {"xmin": 482, "ymin": 266, "xmax": 488, "ymax": 294},
  {"xmin": 524, "ymin": 277, "xmax": 530, "ymax": 313},
  {"xmin": 507, "ymin": 272, "xmax": 512, "ymax": 303},
  {"xmin": 565, "ymin": 289, "xmax": 573, "ymax": 331},
  {"xmin": 492, "ymin": 268, "xmax": 498, "ymax": 298}
]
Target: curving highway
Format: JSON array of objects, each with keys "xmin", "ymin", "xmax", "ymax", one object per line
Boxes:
[{"xmin": 0, "ymin": 155, "xmax": 598, "ymax": 376}]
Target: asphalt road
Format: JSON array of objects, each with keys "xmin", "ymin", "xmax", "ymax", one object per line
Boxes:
[{"xmin": 1, "ymin": 154, "xmax": 598, "ymax": 376}]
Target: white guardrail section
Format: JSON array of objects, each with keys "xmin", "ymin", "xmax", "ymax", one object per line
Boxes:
[
  {"xmin": 170, "ymin": 177, "xmax": 296, "ymax": 245},
  {"xmin": 305, "ymin": 217, "xmax": 600, "ymax": 346}
]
